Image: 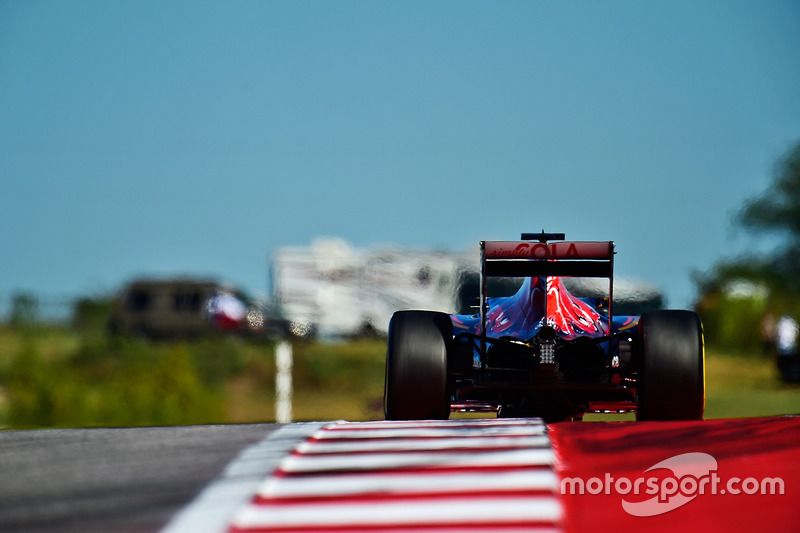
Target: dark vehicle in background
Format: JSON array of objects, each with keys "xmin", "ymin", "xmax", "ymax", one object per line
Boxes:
[
  {"xmin": 384, "ymin": 233, "xmax": 705, "ymax": 422},
  {"xmin": 108, "ymin": 278, "xmax": 275, "ymax": 339}
]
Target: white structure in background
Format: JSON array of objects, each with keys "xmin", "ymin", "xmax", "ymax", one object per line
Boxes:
[
  {"xmin": 563, "ymin": 277, "xmax": 664, "ymax": 312},
  {"xmin": 272, "ymin": 238, "xmax": 666, "ymax": 338},
  {"xmin": 272, "ymin": 238, "xmax": 472, "ymax": 338}
]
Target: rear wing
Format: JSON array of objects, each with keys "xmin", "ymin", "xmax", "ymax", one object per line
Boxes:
[
  {"xmin": 479, "ymin": 235, "xmax": 615, "ymax": 342},
  {"xmin": 482, "ymin": 241, "xmax": 614, "ymax": 278}
]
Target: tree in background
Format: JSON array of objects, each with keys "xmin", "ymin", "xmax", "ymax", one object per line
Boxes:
[
  {"xmin": 695, "ymin": 139, "xmax": 800, "ymax": 353},
  {"xmin": 9, "ymin": 293, "xmax": 40, "ymax": 328},
  {"xmin": 72, "ymin": 296, "xmax": 113, "ymax": 335},
  {"xmin": 737, "ymin": 140, "xmax": 800, "ymax": 294}
]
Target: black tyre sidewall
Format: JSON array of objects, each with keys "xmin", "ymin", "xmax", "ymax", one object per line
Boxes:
[
  {"xmin": 384, "ymin": 310, "xmax": 452, "ymax": 420},
  {"xmin": 637, "ymin": 310, "xmax": 704, "ymax": 421}
]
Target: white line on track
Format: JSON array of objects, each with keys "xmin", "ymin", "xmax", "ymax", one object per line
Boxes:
[{"xmin": 159, "ymin": 422, "xmax": 326, "ymax": 533}]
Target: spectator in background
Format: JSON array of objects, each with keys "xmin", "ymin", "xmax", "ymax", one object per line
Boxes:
[{"xmin": 775, "ymin": 315, "xmax": 798, "ymax": 356}]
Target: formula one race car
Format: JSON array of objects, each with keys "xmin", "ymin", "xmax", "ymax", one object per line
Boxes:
[{"xmin": 384, "ymin": 233, "xmax": 704, "ymax": 422}]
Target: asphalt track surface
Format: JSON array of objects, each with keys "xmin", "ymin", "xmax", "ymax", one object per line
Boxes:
[{"xmin": 0, "ymin": 424, "xmax": 277, "ymax": 533}]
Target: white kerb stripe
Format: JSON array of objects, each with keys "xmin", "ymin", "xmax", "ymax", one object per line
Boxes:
[
  {"xmin": 231, "ymin": 496, "xmax": 563, "ymax": 528},
  {"xmin": 295, "ymin": 435, "xmax": 551, "ymax": 454},
  {"xmin": 279, "ymin": 447, "xmax": 555, "ymax": 473},
  {"xmin": 311, "ymin": 424, "xmax": 546, "ymax": 439},
  {"xmin": 329, "ymin": 418, "xmax": 542, "ymax": 429},
  {"xmin": 257, "ymin": 469, "xmax": 559, "ymax": 498}
]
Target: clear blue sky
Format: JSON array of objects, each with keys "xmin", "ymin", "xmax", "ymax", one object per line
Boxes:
[{"xmin": 2, "ymin": 1, "xmax": 799, "ymax": 313}]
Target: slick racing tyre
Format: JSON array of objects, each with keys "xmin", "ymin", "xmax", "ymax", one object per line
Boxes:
[
  {"xmin": 384, "ymin": 310, "xmax": 452, "ymax": 420},
  {"xmin": 636, "ymin": 310, "xmax": 704, "ymax": 421}
]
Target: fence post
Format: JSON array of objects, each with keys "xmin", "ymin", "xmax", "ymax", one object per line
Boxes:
[{"xmin": 275, "ymin": 341, "xmax": 293, "ymax": 423}]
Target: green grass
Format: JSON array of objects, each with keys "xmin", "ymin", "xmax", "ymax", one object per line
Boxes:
[
  {"xmin": 704, "ymin": 347, "xmax": 800, "ymax": 418},
  {"xmin": 291, "ymin": 340, "xmax": 386, "ymax": 421},
  {"xmin": 225, "ymin": 339, "xmax": 387, "ymax": 423},
  {"xmin": 0, "ymin": 323, "xmax": 798, "ymax": 428},
  {"xmin": 0, "ymin": 326, "xmax": 389, "ymax": 428}
]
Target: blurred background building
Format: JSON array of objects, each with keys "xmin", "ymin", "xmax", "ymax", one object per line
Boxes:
[
  {"xmin": 272, "ymin": 238, "xmax": 664, "ymax": 338},
  {"xmin": 272, "ymin": 238, "xmax": 473, "ymax": 338}
]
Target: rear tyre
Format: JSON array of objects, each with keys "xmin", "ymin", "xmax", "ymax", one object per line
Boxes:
[
  {"xmin": 636, "ymin": 310, "xmax": 704, "ymax": 421},
  {"xmin": 384, "ymin": 310, "xmax": 452, "ymax": 420}
]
